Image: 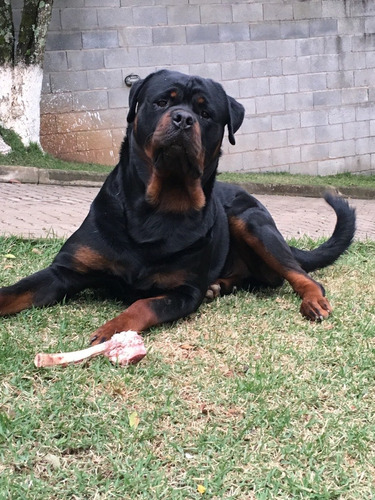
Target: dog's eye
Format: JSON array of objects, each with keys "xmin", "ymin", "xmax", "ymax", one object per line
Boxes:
[
  {"xmin": 201, "ymin": 110, "xmax": 210, "ymax": 119},
  {"xmin": 156, "ymin": 99, "xmax": 168, "ymax": 108}
]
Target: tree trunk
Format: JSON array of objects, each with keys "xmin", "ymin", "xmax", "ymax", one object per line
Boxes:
[{"xmin": 0, "ymin": 0, "xmax": 53, "ymax": 146}]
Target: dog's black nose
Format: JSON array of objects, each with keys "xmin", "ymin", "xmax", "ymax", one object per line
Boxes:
[{"xmin": 172, "ymin": 110, "xmax": 195, "ymax": 130}]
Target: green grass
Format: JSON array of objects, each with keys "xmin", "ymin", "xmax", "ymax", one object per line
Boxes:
[
  {"xmin": 0, "ymin": 126, "xmax": 111, "ymax": 174},
  {"xmin": 219, "ymin": 171, "xmax": 375, "ymax": 189},
  {"xmin": 1, "ymin": 236, "xmax": 375, "ymax": 498}
]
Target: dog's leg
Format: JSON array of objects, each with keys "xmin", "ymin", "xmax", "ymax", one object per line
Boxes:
[
  {"xmin": 89, "ymin": 285, "xmax": 204, "ymax": 345},
  {"xmin": 229, "ymin": 212, "xmax": 332, "ymax": 321},
  {"xmin": 0, "ymin": 265, "xmax": 92, "ymax": 316}
]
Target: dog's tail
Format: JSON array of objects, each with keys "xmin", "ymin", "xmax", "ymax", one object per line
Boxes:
[{"xmin": 290, "ymin": 193, "xmax": 356, "ymax": 273}]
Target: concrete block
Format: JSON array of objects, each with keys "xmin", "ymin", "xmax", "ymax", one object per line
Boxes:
[
  {"xmin": 288, "ymin": 127, "xmax": 315, "ymax": 146},
  {"xmin": 77, "ymin": 130, "xmax": 113, "ymax": 151},
  {"xmin": 232, "ymin": 3, "xmax": 263, "ymax": 22},
  {"xmin": 239, "ymin": 77, "xmax": 269, "ymax": 98},
  {"xmin": 281, "ymin": 21, "xmax": 309, "ymax": 39},
  {"xmin": 317, "ymin": 158, "xmax": 346, "ymax": 175},
  {"xmin": 259, "ymin": 130, "xmax": 287, "ymax": 149},
  {"xmin": 301, "ymin": 143, "xmax": 330, "ymax": 162},
  {"xmin": 238, "ymin": 98, "xmax": 255, "ymax": 115},
  {"xmin": 222, "ymin": 60, "xmax": 253, "ymax": 80},
  {"xmin": 40, "ymin": 114, "xmax": 57, "ymax": 137},
  {"xmin": 324, "ymin": 35, "xmax": 351, "ymax": 54},
  {"xmin": 253, "ymin": 58, "xmax": 282, "ymax": 77},
  {"xmin": 272, "ymin": 112, "xmax": 300, "ymax": 131},
  {"xmin": 86, "ymin": 0, "xmax": 120, "ymax": 5},
  {"xmin": 255, "ymin": 95, "xmax": 285, "ymax": 114},
  {"xmin": 82, "ymin": 31, "xmax": 118, "ymax": 49},
  {"xmin": 285, "ymin": 92, "xmax": 313, "ymax": 111},
  {"xmin": 329, "ymin": 139, "xmax": 355, "ymax": 158},
  {"xmin": 108, "ymin": 88, "xmax": 128, "ymax": 109},
  {"xmin": 342, "ymin": 88, "xmax": 368, "ymax": 105},
  {"xmin": 67, "ymin": 50, "xmax": 104, "ymax": 71},
  {"xmin": 289, "ymin": 161, "xmax": 318, "ymax": 175},
  {"xmin": 167, "ymin": 5, "xmax": 199, "ymax": 25},
  {"xmin": 119, "ymin": 27, "xmax": 152, "ymax": 46},
  {"xmin": 61, "ymin": 8, "xmax": 98, "ymax": 30},
  {"xmin": 219, "ymin": 152, "xmax": 243, "ymax": 172},
  {"xmin": 310, "ymin": 54, "xmax": 339, "ymax": 72},
  {"xmin": 309, "ymin": 19, "xmax": 338, "ymax": 37},
  {"xmin": 139, "ymin": 45, "xmax": 172, "ymax": 66},
  {"xmin": 98, "ymin": 7, "xmax": 133, "ymax": 28},
  {"xmin": 133, "ymin": 6, "xmax": 167, "ymax": 26},
  {"xmin": 228, "ymin": 132, "xmax": 258, "ymax": 153},
  {"xmin": 242, "ymin": 150, "xmax": 273, "ymax": 170},
  {"xmin": 301, "ymin": 110, "xmax": 328, "ymax": 127},
  {"xmin": 366, "ymin": 51, "xmax": 375, "ymax": 69},
  {"xmin": 250, "ymin": 23, "xmax": 280, "ymax": 41},
  {"xmin": 186, "ymin": 25, "xmax": 219, "ymax": 44},
  {"xmin": 327, "ymin": 71, "xmax": 353, "ymax": 89},
  {"xmin": 339, "ymin": 52, "xmax": 366, "ymax": 71},
  {"xmin": 222, "ymin": 80, "xmax": 240, "ymax": 98},
  {"xmin": 219, "ymin": 23, "xmax": 250, "ymax": 42},
  {"xmin": 355, "ymin": 69, "xmax": 375, "ymax": 87},
  {"xmin": 205, "ymin": 43, "xmax": 235, "ymax": 63},
  {"xmin": 152, "ymin": 26, "xmax": 185, "ymax": 45},
  {"xmin": 352, "ymin": 35, "xmax": 375, "ymax": 52},
  {"xmin": 322, "ymin": 0, "xmax": 347, "ymax": 18},
  {"xmin": 267, "ymin": 39, "xmax": 296, "ymax": 58},
  {"xmin": 313, "ymin": 90, "xmax": 341, "ymax": 107},
  {"xmin": 172, "ymin": 45, "xmax": 204, "ymax": 65},
  {"xmin": 282, "ymin": 56, "xmax": 311, "ymax": 75},
  {"xmin": 299, "ymin": 73, "xmax": 327, "ymax": 91},
  {"xmin": 44, "ymin": 51, "xmax": 68, "ymax": 73},
  {"xmin": 73, "ymin": 90, "xmax": 108, "ymax": 111},
  {"xmin": 294, "ymin": 1, "xmax": 322, "ymax": 20},
  {"xmin": 104, "ymin": 48, "xmax": 138, "ymax": 68},
  {"xmin": 87, "ymin": 69, "xmax": 124, "ymax": 90},
  {"xmin": 236, "ymin": 41, "xmax": 266, "ymax": 60},
  {"xmin": 356, "ymin": 103, "xmax": 375, "ymax": 121},
  {"xmin": 40, "ymin": 93, "xmax": 73, "ymax": 114},
  {"xmin": 50, "ymin": 71, "xmax": 88, "ymax": 93},
  {"xmin": 201, "ymin": 4, "xmax": 232, "ymax": 23},
  {"xmin": 296, "ymin": 38, "xmax": 324, "ymax": 56},
  {"xmin": 272, "ymin": 146, "xmax": 300, "ymax": 166},
  {"xmin": 241, "ymin": 115, "xmax": 271, "ymax": 134},
  {"xmin": 46, "ymin": 32, "xmax": 82, "ymax": 51},
  {"xmin": 351, "ymin": 1, "xmax": 375, "ymax": 16},
  {"xmin": 264, "ymin": 3, "xmax": 293, "ymax": 21},
  {"xmin": 344, "ymin": 121, "xmax": 370, "ymax": 140},
  {"xmin": 356, "ymin": 137, "xmax": 375, "ymax": 156},
  {"xmin": 49, "ymin": 8, "xmax": 62, "ymax": 31},
  {"xmin": 365, "ymin": 17, "xmax": 375, "ymax": 33},
  {"xmin": 315, "ymin": 124, "xmax": 343, "ymax": 143},
  {"xmin": 270, "ymin": 75, "xmax": 298, "ymax": 95},
  {"xmin": 188, "ymin": 63, "xmax": 221, "ymax": 81},
  {"xmin": 327, "ymin": 106, "xmax": 355, "ymax": 124},
  {"xmin": 338, "ymin": 18, "xmax": 364, "ymax": 35}
]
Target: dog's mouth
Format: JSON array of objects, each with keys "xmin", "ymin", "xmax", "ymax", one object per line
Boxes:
[{"xmin": 153, "ymin": 141, "xmax": 203, "ymax": 180}]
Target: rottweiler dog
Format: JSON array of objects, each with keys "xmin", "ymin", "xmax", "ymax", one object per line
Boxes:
[{"xmin": 0, "ymin": 70, "xmax": 356, "ymax": 345}]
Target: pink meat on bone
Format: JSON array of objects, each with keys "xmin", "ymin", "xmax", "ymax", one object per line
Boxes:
[{"xmin": 34, "ymin": 330, "xmax": 147, "ymax": 368}]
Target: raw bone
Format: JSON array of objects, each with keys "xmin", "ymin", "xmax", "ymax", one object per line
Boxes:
[{"xmin": 34, "ymin": 330, "xmax": 147, "ymax": 368}]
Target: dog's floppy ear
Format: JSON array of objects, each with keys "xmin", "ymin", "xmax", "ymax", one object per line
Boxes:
[
  {"xmin": 127, "ymin": 72, "xmax": 156, "ymax": 123},
  {"xmin": 227, "ymin": 96, "xmax": 245, "ymax": 146}
]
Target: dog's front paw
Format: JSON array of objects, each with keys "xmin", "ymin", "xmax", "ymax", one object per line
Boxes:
[
  {"xmin": 300, "ymin": 295, "xmax": 332, "ymax": 321},
  {"xmin": 89, "ymin": 329, "xmax": 114, "ymax": 346}
]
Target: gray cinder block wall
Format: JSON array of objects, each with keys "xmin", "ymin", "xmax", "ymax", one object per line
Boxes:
[{"xmin": 18, "ymin": 0, "xmax": 375, "ymax": 173}]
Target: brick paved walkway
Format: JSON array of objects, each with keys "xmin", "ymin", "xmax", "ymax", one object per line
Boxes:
[{"xmin": 0, "ymin": 183, "xmax": 374, "ymax": 240}]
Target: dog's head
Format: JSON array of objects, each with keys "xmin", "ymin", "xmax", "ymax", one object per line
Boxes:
[{"xmin": 126, "ymin": 70, "xmax": 244, "ymax": 213}]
